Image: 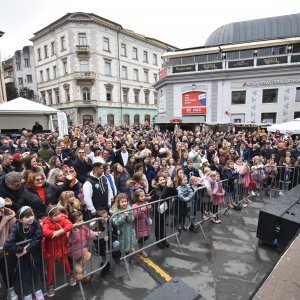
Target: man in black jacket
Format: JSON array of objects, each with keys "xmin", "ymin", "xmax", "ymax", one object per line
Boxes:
[
  {"xmin": 72, "ymin": 148, "xmax": 93, "ymax": 184},
  {"xmin": 114, "ymin": 141, "xmax": 132, "ymax": 167},
  {"xmin": 184, "ymin": 160, "xmax": 199, "ymax": 183},
  {"xmin": 0, "ymin": 171, "xmax": 23, "ymax": 212}
]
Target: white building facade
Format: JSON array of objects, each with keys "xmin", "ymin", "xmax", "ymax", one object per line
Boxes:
[
  {"xmin": 155, "ymin": 14, "xmax": 300, "ymax": 127},
  {"xmin": 14, "ymin": 46, "xmax": 38, "ymax": 95},
  {"xmin": 30, "ymin": 12, "xmax": 176, "ymax": 125}
]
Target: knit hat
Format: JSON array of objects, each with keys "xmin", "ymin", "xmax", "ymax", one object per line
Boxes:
[{"xmin": 0, "ymin": 197, "xmax": 6, "ymax": 208}]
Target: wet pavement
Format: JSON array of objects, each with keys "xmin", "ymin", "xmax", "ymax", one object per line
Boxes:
[{"xmin": 0, "ymin": 195, "xmax": 280, "ymax": 300}]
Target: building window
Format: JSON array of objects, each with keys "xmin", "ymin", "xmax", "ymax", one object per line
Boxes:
[
  {"xmin": 154, "ymin": 92, "xmax": 158, "ymax": 105},
  {"xmin": 53, "ymin": 66, "xmax": 57, "ymax": 79},
  {"xmin": 262, "ymin": 89, "xmax": 278, "ymax": 103},
  {"xmin": 54, "ymin": 89, "xmax": 60, "ymax": 103},
  {"xmin": 83, "ymin": 87, "xmax": 91, "ymax": 101},
  {"xmin": 103, "ymin": 37, "xmax": 110, "ymax": 52},
  {"xmin": 121, "ymin": 43, "xmax": 127, "ymax": 56},
  {"xmin": 46, "ymin": 68, "xmax": 50, "ymax": 81},
  {"xmin": 295, "ymin": 87, "xmax": 300, "ymax": 102},
  {"xmin": 144, "ymin": 70, "xmax": 149, "ymax": 83},
  {"xmin": 105, "ymin": 61, "xmax": 111, "ymax": 76},
  {"xmin": 144, "ymin": 90, "xmax": 150, "ymax": 104},
  {"xmin": 41, "ymin": 91, "xmax": 46, "ymax": 104},
  {"xmin": 40, "ymin": 70, "xmax": 43, "ymax": 82},
  {"xmin": 294, "ymin": 111, "xmax": 300, "ymax": 119},
  {"xmin": 16, "ymin": 62, "xmax": 21, "ymax": 71},
  {"xmin": 132, "ymin": 47, "xmax": 138, "ymax": 60},
  {"xmin": 230, "ymin": 113, "xmax": 245, "ymax": 123},
  {"xmin": 134, "ymin": 114, "xmax": 140, "ymax": 125},
  {"xmin": 44, "ymin": 45, "xmax": 48, "ymax": 58},
  {"xmin": 153, "ymin": 73, "xmax": 157, "ymax": 83},
  {"xmin": 122, "ymin": 88, "xmax": 129, "ymax": 103},
  {"xmin": 26, "ymin": 75, "xmax": 32, "ymax": 83},
  {"xmin": 47, "ymin": 90, "xmax": 53, "ymax": 105},
  {"xmin": 18, "ymin": 77, "xmax": 23, "ymax": 86},
  {"xmin": 143, "ymin": 51, "xmax": 148, "ymax": 63},
  {"xmin": 261, "ymin": 112, "xmax": 276, "ymax": 123},
  {"xmin": 78, "ymin": 33, "xmax": 87, "ymax": 46},
  {"xmin": 107, "ymin": 114, "xmax": 114, "ymax": 125},
  {"xmin": 105, "ymin": 84, "xmax": 113, "ymax": 101},
  {"xmin": 232, "ymin": 91, "xmax": 246, "ymax": 104},
  {"xmin": 63, "ymin": 61, "xmax": 68, "ymax": 74},
  {"xmin": 123, "ymin": 114, "xmax": 130, "ymax": 125},
  {"xmin": 153, "ymin": 54, "xmax": 158, "ymax": 65},
  {"xmin": 37, "ymin": 49, "xmax": 41, "ymax": 61},
  {"xmin": 61, "ymin": 36, "xmax": 66, "ymax": 51},
  {"xmin": 80, "ymin": 60, "xmax": 89, "ymax": 72},
  {"xmin": 133, "ymin": 68, "xmax": 139, "ymax": 81},
  {"xmin": 65, "ymin": 87, "xmax": 70, "ymax": 102},
  {"xmin": 24, "ymin": 59, "xmax": 30, "ymax": 67},
  {"xmin": 51, "ymin": 42, "xmax": 55, "ymax": 55},
  {"xmin": 121, "ymin": 66, "xmax": 128, "ymax": 79},
  {"xmin": 134, "ymin": 89, "xmax": 140, "ymax": 104},
  {"xmin": 145, "ymin": 114, "xmax": 150, "ymax": 123}
]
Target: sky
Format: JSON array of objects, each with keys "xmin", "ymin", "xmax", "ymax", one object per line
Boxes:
[{"xmin": 0, "ymin": 0, "xmax": 299, "ymax": 59}]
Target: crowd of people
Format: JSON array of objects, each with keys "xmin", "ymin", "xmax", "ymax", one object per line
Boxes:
[{"xmin": 0, "ymin": 122, "xmax": 300, "ymax": 300}]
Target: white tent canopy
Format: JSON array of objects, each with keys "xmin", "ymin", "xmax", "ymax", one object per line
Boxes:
[
  {"xmin": 0, "ymin": 97, "xmax": 68, "ymax": 137},
  {"xmin": 267, "ymin": 118, "xmax": 300, "ymax": 135}
]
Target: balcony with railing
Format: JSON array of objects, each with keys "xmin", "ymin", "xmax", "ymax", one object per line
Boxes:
[
  {"xmin": 76, "ymin": 45, "xmax": 90, "ymax": 56},
  {"xmin": 52, "ymin": 99, "xmax": 98, "ymax": 110},
  {"xmin": 74, "ymin": 71, "xmax": 95, "ymax": 84}
]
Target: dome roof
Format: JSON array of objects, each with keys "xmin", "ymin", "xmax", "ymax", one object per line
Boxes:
[{"xmin": 205, "ymin": 13, "xmax": 300, "ymax": 47}]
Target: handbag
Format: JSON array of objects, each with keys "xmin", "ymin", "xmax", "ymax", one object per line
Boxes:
[
  {"xmin": 146, "ymin": 216, "xmax": 153, "ymax": 225},
  {"xmin": 158, "ymin": 201, "xmax": 168, "ymax": 214}
]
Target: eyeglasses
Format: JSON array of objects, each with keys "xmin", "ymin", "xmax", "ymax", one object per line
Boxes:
[
  {"xmin": 78, "ymin": 152, "xmax": 85, "ymax": 154},
  {"xmin": 35, "ymin": 178, "xmax": 44, "ymax": 182}
]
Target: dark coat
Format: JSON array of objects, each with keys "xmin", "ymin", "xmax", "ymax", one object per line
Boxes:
[
  {"xmin": 114, "ymin": 149, "xmax": 132, "ymax": 167},
  {"xmin": 19, "ymin": 180, "xmax": 71, "ymax": 219},
  {"xmin": 115, "ymin": 173, "xmax": 130, "ymax": 193},
  {"xmin": 0, "ymin": 176, "xmax": 24, "ymax": 212},
  {"xmin": 72, "ymin": 157, "xmax": 93, "ymax": 184},
  {"xmin": 4, "ymin": 219, "xmax": 42, "ymax": 256}
]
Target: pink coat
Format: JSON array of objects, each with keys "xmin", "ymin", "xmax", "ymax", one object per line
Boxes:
[
  {"xmin": 132, "ymin": 202, "xmax": 152, "ymax": 239},
  {"xmin": 68, "ymin": 225, "xmax": 97, "ymax": 260},
  {"xmin": 212, "ymin": 182, "xmax": 225, "ymax": 205}
]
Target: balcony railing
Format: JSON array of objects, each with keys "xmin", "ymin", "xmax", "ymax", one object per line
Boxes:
[
  {"xmin": 74, "ymin": 71, "xmax": 95, "ymax": 84},
  {"xmin": 51, "ymin": 99, "xmax": 98, "ymax": 110},
  {"xmin": 76, "ymin": 45, "xmax": 90, "ymax": 55}
]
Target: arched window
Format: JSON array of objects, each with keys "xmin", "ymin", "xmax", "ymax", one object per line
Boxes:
[
  {"xmin": 144, "ymin": 114, "xmax": 150, "ymax": 122},
  {"xmin": 107, "ymin": 114, "xmax": 114, "ymax": 125},
  {"xmin": 134, "ymin": 114, "xmax": 140, "ymax": 125},
  {"xmin": 83, "ymin": 87, "xmax": 90, "ymax": 101},
  {"xmin": 123, "ymin": 114, "xmax": 130, "ymax": 125}
]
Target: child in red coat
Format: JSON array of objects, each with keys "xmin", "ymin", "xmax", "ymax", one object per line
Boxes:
[{"xmin": 42, "ymin": 205, "xmax": 75, "ymax": 297}]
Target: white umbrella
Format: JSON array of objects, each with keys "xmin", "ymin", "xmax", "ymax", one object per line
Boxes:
[{"xmin": 267, "ymin": 118, "xmax": 300, "ymax": 134}]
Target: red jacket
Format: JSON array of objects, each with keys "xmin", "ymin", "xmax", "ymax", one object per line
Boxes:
[{"xmin": 42, "ymin": 214, "xmax": 73, "ymax": 260}]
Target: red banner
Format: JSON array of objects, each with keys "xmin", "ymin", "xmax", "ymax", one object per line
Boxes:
[
  {"xmin": 182, "ymin": 91, "xmax": 206, "ymax": 115},
  {"xmin": 159, "ymin": 68, "xmax": 168, "ymax": 81}
]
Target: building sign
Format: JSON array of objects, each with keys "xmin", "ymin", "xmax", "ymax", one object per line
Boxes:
[
  {"xmin": 198, "ymin": 62, "xmax": 222, "ymax": 71},
  {"xmin": 291, "ymin": 55, "xmax": 300, "ymax": 63},
  {"xmin": 243, "ymin": 78, "xmax": 300, "ymax": 86},
  {"xmin": 170, "ymin": 118, "xmax": 182, "ymax": 123},
  {"xmin": 228, "ymin": 59, "xmax": 254, "ymax": 68},
  {"xmin": 173, "ymin": 65, "xmax": 196, "ymax": 73},
  {"xmin": 182, "ymin": 91, "xmax": 207, "ymax": 115},
  {"xmin": 159, "ymin": 68, "xmax": 168, "ymax": 80},
  {"xmin": 257, "ymin": 56, "xmax": 287, "ymax": 66},
  {"xmin": 158, "ymin": 89, "xmax": 166, "ymax": 114}
]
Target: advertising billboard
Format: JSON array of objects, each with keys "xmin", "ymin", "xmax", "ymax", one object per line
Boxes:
[{"xmin": 182, "ymin": 91, "xmax": 207, "ymax": 115}]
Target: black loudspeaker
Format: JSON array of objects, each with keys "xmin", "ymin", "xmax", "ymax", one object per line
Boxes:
[{"xmin": 257, "ymin": 185, "xmax": 300, "ymax": 249}]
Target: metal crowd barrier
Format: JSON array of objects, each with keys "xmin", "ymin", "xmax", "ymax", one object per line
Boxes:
[
  {"xmin": 0, "ymin": 217, "xmax": 108, "ymax": 300},
  {"xmin": 108, "ymin": 196, "xmax": 183, "ymax": 280}
]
